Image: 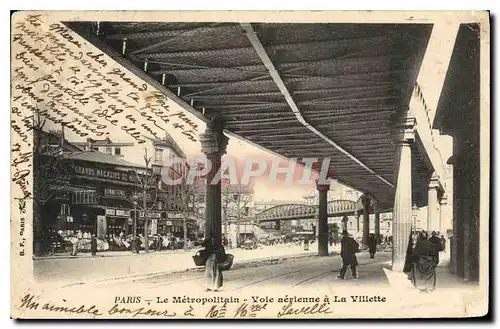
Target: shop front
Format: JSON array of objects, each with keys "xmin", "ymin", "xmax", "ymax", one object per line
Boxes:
[{"xmin": 104, "ymin": 208, "xmax": 130, "ymax": 236}]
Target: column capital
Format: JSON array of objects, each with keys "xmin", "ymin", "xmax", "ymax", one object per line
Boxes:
[
  {"xmin": 200, "ymin": 122, "xmax": 229, "ymax": 156},
  {"xmin": 315, "ymin": 179, "xmax": 331, "ymax": 192},
  {"xmin": 361, "ymin": 194, "xmax": 371, "ymax": 207},
  {"xmin": 429, "ymin": 172, "xmax": 443, "ymax": 190},
  {"xmin": 391, "ymin": 116, "xmax": 416, "ymax": 145}
]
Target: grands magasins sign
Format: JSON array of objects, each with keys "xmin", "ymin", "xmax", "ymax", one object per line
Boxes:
[
  {"xmin": 74, "ymin": 165, "xmax": 134, "ymax": 182},
  {"xmin": 74, "ymin": 164, "xmax": 158, "ymax": 185}
]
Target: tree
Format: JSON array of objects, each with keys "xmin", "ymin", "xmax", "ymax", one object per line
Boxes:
[
  {"xmin": 164, "ymin": 159, "xmax": 205, "ymax": 249},
  {"xmin": 221, "ymin": 183, "xmax": 253, "ymax": 247},
  {"xmin": 32, "ymin": 115, "xmax": 83, "ymax": 256},
  {"xmin": 130, "ymin": 149, "xmax": 160, "ymax": 253}
]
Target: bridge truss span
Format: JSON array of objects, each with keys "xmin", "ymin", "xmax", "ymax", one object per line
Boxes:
[{"xmin": 255, "ymin": 199, "xmax": 358, "ymax": 222}]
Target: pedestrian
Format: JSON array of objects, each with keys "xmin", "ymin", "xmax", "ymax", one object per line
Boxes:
[
  {"xmin": 158, "ymin": 235, "xmax": 163, "ymax": 251},
  {"xmin": 429, "ymin": 231, "xmax": 443, "ymax": 263},
  {"xmin": 90, "ymin": 234, "xmax": 97, "ymax": 257},
  {"xmin": 135, "ymin": 235, "xmax": 141, "ymax": 254},
  {"xmin": 49, "ymin": 229, "xmax": 57, "ymax": 255},
  {"xmin": 367, "ymin": 233, "xmax": 377, "ymax": 259},
  {"xmin": 440, "ymin": 235, "xmax": 446, "ymax": 252},
  {"xmin": 71, "ymin": 237, "xmax": 79, "ymax": 256},
  {"xmin": 409, "ymin": 231, "xmax": 439, "ymax": 292},
  {"xmin": 303, "ymin": 237, "xmax": 309, "ymax": 251},
  {"xmin": 202, "ymin": 237, "xmax": 225, "ymax": 292},
  {"xmin": 338, "ymin": 231, "xmax": 359, "ymax": 280}
]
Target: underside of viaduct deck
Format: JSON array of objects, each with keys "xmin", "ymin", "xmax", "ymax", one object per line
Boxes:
[{"xmin": 67, "ymin": 22, "xmax": 434, "ymax": 210}]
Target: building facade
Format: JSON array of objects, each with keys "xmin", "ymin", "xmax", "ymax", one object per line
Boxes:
[
  {"xmin": 433, "ymin": 24, "xmax": 481, "ymax": 282},
  {"xmin": 34, "ymin": 128, "xmax": 204, "ymax": 254}
]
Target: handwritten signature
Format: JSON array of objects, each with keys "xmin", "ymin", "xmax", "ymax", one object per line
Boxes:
[{"xmin": 276, "ymin": 302, "xmax": 333, "ymax": 318}]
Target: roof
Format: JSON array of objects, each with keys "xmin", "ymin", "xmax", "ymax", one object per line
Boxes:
[
  {"xmin": 39, "ymin": 129, "xmax": 84, "ymax": 153},
  {"xmin": 73, "ymin": 138, "xmax": 135, "ymax": 147},
  {"xmin": 68, "ymin": 151, "xmax": 146, "ymax": 169}
]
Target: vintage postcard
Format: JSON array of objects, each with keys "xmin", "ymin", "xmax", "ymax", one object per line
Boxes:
[{"xmin": 10, "ymin": 11, "xmax": 490, "ymax": 319}]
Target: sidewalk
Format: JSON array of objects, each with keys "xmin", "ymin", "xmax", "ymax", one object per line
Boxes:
[
  {"xmin": 35, "ymin": 242, "xmax": 340, "ymax": 260},
  {"xmin": 34, "ymin": 244, "xmax": 327, "ymax": 285},
  {"xmin": 33, "ymin": 248, "xmax": 188, "ymax": 260}
]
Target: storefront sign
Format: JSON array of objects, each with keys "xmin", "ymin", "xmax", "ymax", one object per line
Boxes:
[
  {"xmin": 116, "ymin": 209, "xmax": 129, "ymax": 217},
  {"xmin": 74, "ymin": 165, "xmax": 156, "ymax": 185},
  {"xmin": 104, "ymin": 188, "xmax": 126, "ymax": 197},
  {"xmin": 166, "ymin": 221, "xmax": 173, "ymax": 226},
  {"xmin": 75, "ymin": 165, "xmax": 133, "ymax": 182},
  {"xmin": 105, "ymin": 208, "xmax": 130, "ymax": 217},
  {"xmin": 139, "ymin": 211, "xmax": 162, "ymax": 219},
  {"xmin": 167, "ymin": 213, "xmax": 184, "ymax": 219}
]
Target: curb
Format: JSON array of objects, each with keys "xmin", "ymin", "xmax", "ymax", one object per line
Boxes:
[
  {"xmin": 78, "ymin": 251, "xmax": 328, "ymax": 286},
  {"xmin": 33, "ymin": 249, "xmax": 196, "ymax": 261}
]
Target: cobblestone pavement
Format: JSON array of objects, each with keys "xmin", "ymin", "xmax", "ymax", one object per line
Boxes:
[{"xmin": 32, "ymin": 250, "xmax": 483, "ymax": 319}]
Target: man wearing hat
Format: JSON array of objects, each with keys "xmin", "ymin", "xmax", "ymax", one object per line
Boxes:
[
  {"xmin": 337, "ymin": 231, "xmax": 359, "ymax": 280},
  {"xmin": 429, "ymin": 231, "xmax": 443, "ymax": 264}
]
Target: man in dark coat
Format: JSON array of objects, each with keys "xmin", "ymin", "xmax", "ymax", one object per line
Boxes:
[
  {"xmin": 337, "ymin": 231, "xmax": 359, "ymax": 280},
  {"xmin": 135, "ymin": 235, "xmax": 141, "ymax": 254},
  {"xmin": 158, "ymin": 236, "xmax": 164, "ymax": 251},
  {"xmin": 429, "ymin": 231, "xmax": 443, "ymax": 263},
  {"xmin": 90, "ymin": 234, "xmax": 98, "ymax": 257},
  {"xmin": 367, "ymin": 233, "xmax": 377, "ymax": 259},
  {"xmin": 440, "ymin": 235, "xmax": 446, "ymax": 252}
]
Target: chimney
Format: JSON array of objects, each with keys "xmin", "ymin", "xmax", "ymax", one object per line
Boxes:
[
  {"xmin": 59, "ymin": 125, "xmax": 65, "ymax": 150},
  {"xmin": 86, "ymin": 138, "xmax": 94, "ymax": 151}
]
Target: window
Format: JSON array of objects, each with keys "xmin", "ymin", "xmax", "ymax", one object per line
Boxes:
[
  {"xmin": 61, "ymin": 204, "xmax": 71, "ymax": 215},
  {"xmin": 105, "ymin": 146, "xmax": 112, "ymax": 154},
  {"xmin": 72, "ymin": 191, "xmax": 97, "ymax": 205},
  {"xmin": 155, "ymin": 148, "xmax": 163, "ymax": 162},
  {"xmin": 115, "ymin": 147, "xmax": 121, "ymax": 156}
]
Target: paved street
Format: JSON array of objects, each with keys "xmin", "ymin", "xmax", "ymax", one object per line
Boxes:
[
  {"xmin": 40, "ymin": 251, "xmax": 390, "ymax": 298},
  {"xmin": 28, "ymin": 249, "xmax": 485, "ymax": 319},
  {"xmin": 106, "ymin": 251, "xmax": 392, "ymax": 293}
]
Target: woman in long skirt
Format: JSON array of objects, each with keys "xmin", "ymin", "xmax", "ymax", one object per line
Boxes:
[
  {"xmin": 410, "ymin": 232, "xmax": 439, "ymax": 292},
  {"xmin": 205, "ymin": 253, "xmax": 223, "ymax": 291},
  {"xmin": 203, "ymin": 238, "xmax": 224, "ymax": 291}
]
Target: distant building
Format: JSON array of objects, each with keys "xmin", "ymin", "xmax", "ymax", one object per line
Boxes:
[
  {"xmin": 73, "ymin": 132, "xmax": 200, "ymax": 239},
  {"xmin": 73, "ymin": 138, "xmax": 134, "ymax": 157},
  {"xmin": 35, "ymin": 130, "xmax": 158, "ymax": 253}
]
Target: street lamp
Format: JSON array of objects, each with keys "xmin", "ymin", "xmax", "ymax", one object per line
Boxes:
[
  {"xmin": 412, "ymin": 204, "xmax": 419, "ymax": 233},
  {"xmin": 132, "ymin": 198, "xmax": 138, "ymax": 253}
]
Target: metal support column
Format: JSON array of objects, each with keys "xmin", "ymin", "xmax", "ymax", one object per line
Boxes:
[
  {"xmin": 316, "ymin": 180, "xmax": 330, "ymax": 256},
  {"xmin": 200, "ymin": 121, "xmax": 228, "ymax": 249}
]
